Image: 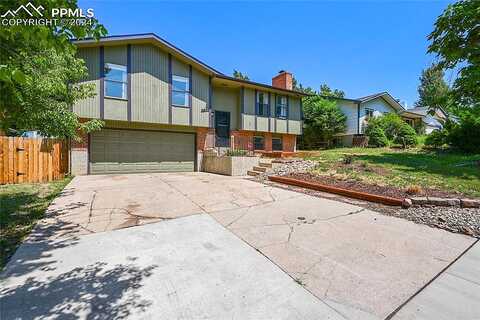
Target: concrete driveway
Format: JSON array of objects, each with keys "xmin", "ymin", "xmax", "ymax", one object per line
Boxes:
[{"xmin": 1, "ymin": 173, "xmax": 476, "ymax": 319}]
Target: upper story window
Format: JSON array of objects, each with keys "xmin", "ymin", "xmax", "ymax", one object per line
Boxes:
[
  {"xmin": 256, "ymin": 92, "xmax": 269, "ymax": 117},
  {"xmin": 172, "ymin": 75, "xmax": 190, "ymax": 107},
  {"xmin": 104, "ymin": 63, "xmax": 127, "ymax": 99},
  {"xmin": 276, "ymin": 95, "xmax": 288, "ymax": 118},
  {"xmin": 365, "ymin": 108, "xmax": 374, "ymax": 119}
]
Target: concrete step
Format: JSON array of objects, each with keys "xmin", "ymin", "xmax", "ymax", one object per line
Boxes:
[
  {"xmin": 258, "ymin": 162, "xmax": 273, "ymax": 168},
  {"xmin": 247, "ymin": 170, "xmax": 260, "ymax": 177},
  {"xmin": 253, "ymin": 166, "xmax": 267, "ymax": 173}
]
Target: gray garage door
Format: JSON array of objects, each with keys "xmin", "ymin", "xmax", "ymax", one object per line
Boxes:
[{"xmin": 89, "ymin": 129, "xmax": 195, "ymax": 174}]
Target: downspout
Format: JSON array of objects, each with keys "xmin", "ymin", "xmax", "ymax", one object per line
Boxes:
[{"xmin": 357, "ymin": 102, "xmax": 361, "ymax": 135}]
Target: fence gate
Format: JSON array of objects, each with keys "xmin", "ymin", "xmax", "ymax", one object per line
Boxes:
[{"xmin": 0, "ymin": 137, "xmax": 69, "ymax": 184}]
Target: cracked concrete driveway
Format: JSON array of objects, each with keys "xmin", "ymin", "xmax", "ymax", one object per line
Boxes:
[{"xmin": 1, "ymin": 172, "xmax": 476, "ymax": 319}]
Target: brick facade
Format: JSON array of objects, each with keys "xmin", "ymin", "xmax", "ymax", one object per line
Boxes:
[
  {"xmin": 196, "ymin": 128, "xmax": 215, "ymax": 151},
  {"xmin": 230, "ymin": 130, "xmax": 295, "ymax": 155}
]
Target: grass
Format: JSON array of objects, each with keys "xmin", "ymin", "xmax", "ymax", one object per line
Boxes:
[
  {"xmin": 0, "ymin": 177, "xmax": 72, "ymax": 269},
  {"xmin": 301, "ymin": 147, "xmax": 480, "ymax": 198}
]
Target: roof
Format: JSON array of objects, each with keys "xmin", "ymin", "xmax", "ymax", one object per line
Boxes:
[
  {"xmin": 356, "ymin": 91, "xmax": 405, "ymax": 112},
  {"xmin": 73, "ymin": 33, "xmax": 306, "ymax": 96}
]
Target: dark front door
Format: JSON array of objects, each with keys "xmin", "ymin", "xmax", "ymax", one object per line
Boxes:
[{"xmin": 215, "ymin": 111, "xmax": 230, "ymax": 147}]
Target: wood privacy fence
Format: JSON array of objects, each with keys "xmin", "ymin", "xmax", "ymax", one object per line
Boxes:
[{"xmin": 0, "ymin": 137, "xmax": 69, "ymax": 184}]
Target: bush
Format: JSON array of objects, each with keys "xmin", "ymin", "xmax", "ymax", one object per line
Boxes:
[
  {"xmin": 447, "ymin": 114, "xmax": 480, "ymax": 153},
  {"xmin": 394, "ymin": 123, "xmax": 418, "ymax": 147},
  {"xmin": 365, "ymin": 122, "xmax": 389, "ymax": 147},
  {"xmin": 424, "ymin": 129, "xmax": 448, "ymax": 148},
  {"xmin": 377, "ymin": 113, "xmax": 405, "ymax": 140}
]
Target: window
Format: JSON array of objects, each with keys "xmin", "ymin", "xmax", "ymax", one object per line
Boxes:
[
  {"xmin": 172, "ymin": 75, "xmax": 190, "ymax": 107},
  {"xmin": 104, "ymin": 63, "xmax": 127, "ymax": 99},
  {"xmin": 272, "ymin": 137, "xmax": 283, "ymax": 151},
  {"xmin": 256, "ymin": 92, "xmax": 269, "ymax": 117},
  {"xmin": 365, "ymin": 108, "xmax": 374, "ymax": 119},
  {"xmin": 253, "ymin": 136, "xmax": 265, "ymax": 150},
  {"xmin": 276, "ymin": 96, "xmax": 288, "ymax": 118}
]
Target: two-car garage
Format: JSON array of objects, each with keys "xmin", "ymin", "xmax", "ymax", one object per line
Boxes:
[{"xmin": 89, "ymin": 129, "xmax": 196, "ymax": 174}]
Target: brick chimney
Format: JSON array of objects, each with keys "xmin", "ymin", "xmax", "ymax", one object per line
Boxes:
[{"xmin": 272, "ymin": 70, "xmax": 293, "ymax": 90}]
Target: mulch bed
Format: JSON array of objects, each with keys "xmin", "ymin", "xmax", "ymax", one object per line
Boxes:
[{"xmin": 285, "ymin": 172, "xmax": 464, "ymax": 200}]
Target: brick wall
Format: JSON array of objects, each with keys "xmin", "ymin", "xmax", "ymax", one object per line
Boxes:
[
  {"xmin": 196, "ymin": 128, "xmax": 215, "ymax": 151},
  {"xmin": 283, "ymin": 134, "xmax": 296, "ymax": 152}
]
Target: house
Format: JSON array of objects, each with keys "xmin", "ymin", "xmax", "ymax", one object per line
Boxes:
[
  {"xmin": 334, "ymin": 92, "xmax": 406, "ymax": 145},
  {"xmin": 71, "ymin": 33, "xmax": 306, "ymax": 175},
  {"xmin": 400, "ymin": 106, "xmax": 448, "ymax": 134}
]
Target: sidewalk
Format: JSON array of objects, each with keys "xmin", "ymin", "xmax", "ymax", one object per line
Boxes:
[{"xmin": 391, "ymin": 239, "xmax": 480, "ymax": 320}]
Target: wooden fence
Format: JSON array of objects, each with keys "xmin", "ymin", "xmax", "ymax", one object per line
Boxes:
[{"xmin": 0, "ymin": 137, "xmax": 69, "ymax": 184}]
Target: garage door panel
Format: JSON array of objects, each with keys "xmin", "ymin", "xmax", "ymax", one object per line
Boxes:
[{"xmin": 90, "ymin": 129, "xmax": 195, "ymax": 174}]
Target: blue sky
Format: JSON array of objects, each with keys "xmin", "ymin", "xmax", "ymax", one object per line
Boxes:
[{"xmin": 79, "ymin": 0, "xmax": 452, "ymax": 107}]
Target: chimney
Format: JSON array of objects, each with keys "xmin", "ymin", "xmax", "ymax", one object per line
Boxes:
[{"xmin": 272, "ymin": 70, "xmax": 293, "ymax": 90}]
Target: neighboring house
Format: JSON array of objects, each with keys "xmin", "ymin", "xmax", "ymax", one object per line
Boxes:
[
  {"xmin": 334, "ymin": 92, "xmax": 405, "ymax": 145},
  {"xmin": 400, "ymin": 106, "xmax": 448, "ymax": 134},
  {"xmin": 71, "ymin": 33, "xmax": 306, "ymax": 175}
]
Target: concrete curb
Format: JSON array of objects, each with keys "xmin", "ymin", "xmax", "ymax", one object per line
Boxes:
[{"xmin": 268, "ymin": 175, "xmax": 404, "ymax": 206}]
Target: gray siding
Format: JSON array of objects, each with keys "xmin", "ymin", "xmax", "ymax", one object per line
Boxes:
[
  {"xmin": 75, "ymin": 47, "xmax": 100, "ymax": 118},
  {"xmin": 131, "ymin": 44, "xmax": 169, "ymax": 123},
  {"xmin": 212, "ymin": 87, "xmax": 239, "ymax": 130},
  {"xmin": 243, "ymin": 88, "xmax": 255, "ymax": 115},
  {"xmin": 191, "ymin": 68, "xmax": 209, "ymax": 127}
]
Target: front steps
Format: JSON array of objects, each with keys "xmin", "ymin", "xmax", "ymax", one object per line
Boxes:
[{"xmin": 247, "ymin": 160, "xmax": 273, "ymax": 177}]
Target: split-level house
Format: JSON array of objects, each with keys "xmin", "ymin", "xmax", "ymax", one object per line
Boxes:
[
  {"xmin": 71, "ymin": 33, "xmax": 306, "ymax": 175},
  {"xmin": 334, "ymin": 92, "xmax": 406, "ymax": 145}
]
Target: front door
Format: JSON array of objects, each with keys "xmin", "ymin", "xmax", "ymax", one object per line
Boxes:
[{"xmin": 215, "ymin": 111, "xmax": 230, "ymax": 147}]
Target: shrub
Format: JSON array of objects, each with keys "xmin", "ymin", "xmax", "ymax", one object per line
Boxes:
[
  {"xmin": 226, "ymin": 149, "xmax": 248, "ymax": 156},
  {"xmin": 394, "ymin": 123, "xmax": 418, "ymax": 147},
  {"xmin": 365, "ymin": 122, "xmax": 389, "ymax": 147},
  {"xmin": 377, "ymin": 113, "xmax": 405, "ymax": 140},
  {"xmin": 424, "ymin": 129, "xmax": 447, "ymax": 148},
  {"xmin": 447, "ymin": 114, "xmax": 480, "ymax": 153}
]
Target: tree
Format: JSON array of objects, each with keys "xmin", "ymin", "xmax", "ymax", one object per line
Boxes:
[
  {"xmin": 301, "ymin": 95, "xmax": 347, "ymax": 148},
  {"xmin": 415, "ymin": 63, "xmax": 451, "ymax": 114},
  {"xmin": 0, "ymin": 0, "xmax": 107, "ymax": 138},
  {"xmin": 319, "ymin": 84, "xmax": 345, "ymax": 98},
  {"xmin": 428, "ymin": 0, "xmax": 480, "ymax": 110},
  {"xmin": 233, "ymin": 70, "xmax": 249, "ymax": 81}
]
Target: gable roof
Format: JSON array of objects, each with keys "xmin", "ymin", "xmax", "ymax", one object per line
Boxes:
[
  {"xmin": 73, "ymin": 33, "xmax": 308, "ymax": 96},
  {"xmin": 357, "ymin": 91, "xmax": 405, "ymax": 112}
]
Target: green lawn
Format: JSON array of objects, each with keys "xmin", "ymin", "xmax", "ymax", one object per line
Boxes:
[
  {"xmin": 300, "ymin": 147, "xmax": 480, "ymax": 198},
  {"xmin": 0, "ymin": 177, "xmax": 72, "ymax": 269}
]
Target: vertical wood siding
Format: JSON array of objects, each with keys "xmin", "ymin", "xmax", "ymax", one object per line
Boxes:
[
  {"xmin": 191, "ymin": 68, "xmax": 209, "ymax": 127},
  {"xmin": 131, "ymin": 44, "xmax": 169, "ymax": 123},
  {"xmin": 75, "ymin": 47, "xmax": 100, "ymax": 118},
  {"xmin": 211, "ymin": 87, "xmax": 239, "ymax": 130}
]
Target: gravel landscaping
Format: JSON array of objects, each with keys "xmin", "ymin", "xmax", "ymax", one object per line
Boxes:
[{"xmin": 255, "ymin": 159, "xmax": 480, "ymax": 238}]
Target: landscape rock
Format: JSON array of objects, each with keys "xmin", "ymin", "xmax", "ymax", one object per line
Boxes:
[
  {"xmin": 427, "ymin": 197, "xmax": 460, "ymax": 207},
  {"xmin": 461, "ymin": 199, "xmax": 480, "ymax": 208},
  {"xmin": 402, "ymin": 198, "xmax": 412, "ymax": 208},
  {"xmin": 410, "ymin": 197, "xmax": 429, "ymax": 205}
]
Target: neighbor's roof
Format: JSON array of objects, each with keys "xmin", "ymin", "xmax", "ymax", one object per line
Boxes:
[
  {"xmin": 73, "ymin": 33, "xmax": 308, "ymax": 96},
  {"xmin": 356, "ymin": 91, "xmax": 405, "ymax": 112}
]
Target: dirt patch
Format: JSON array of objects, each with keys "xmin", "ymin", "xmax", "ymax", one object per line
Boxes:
[{"xmin": 286, "ymin": 172, "xmax": 463, "ymax": 199}]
